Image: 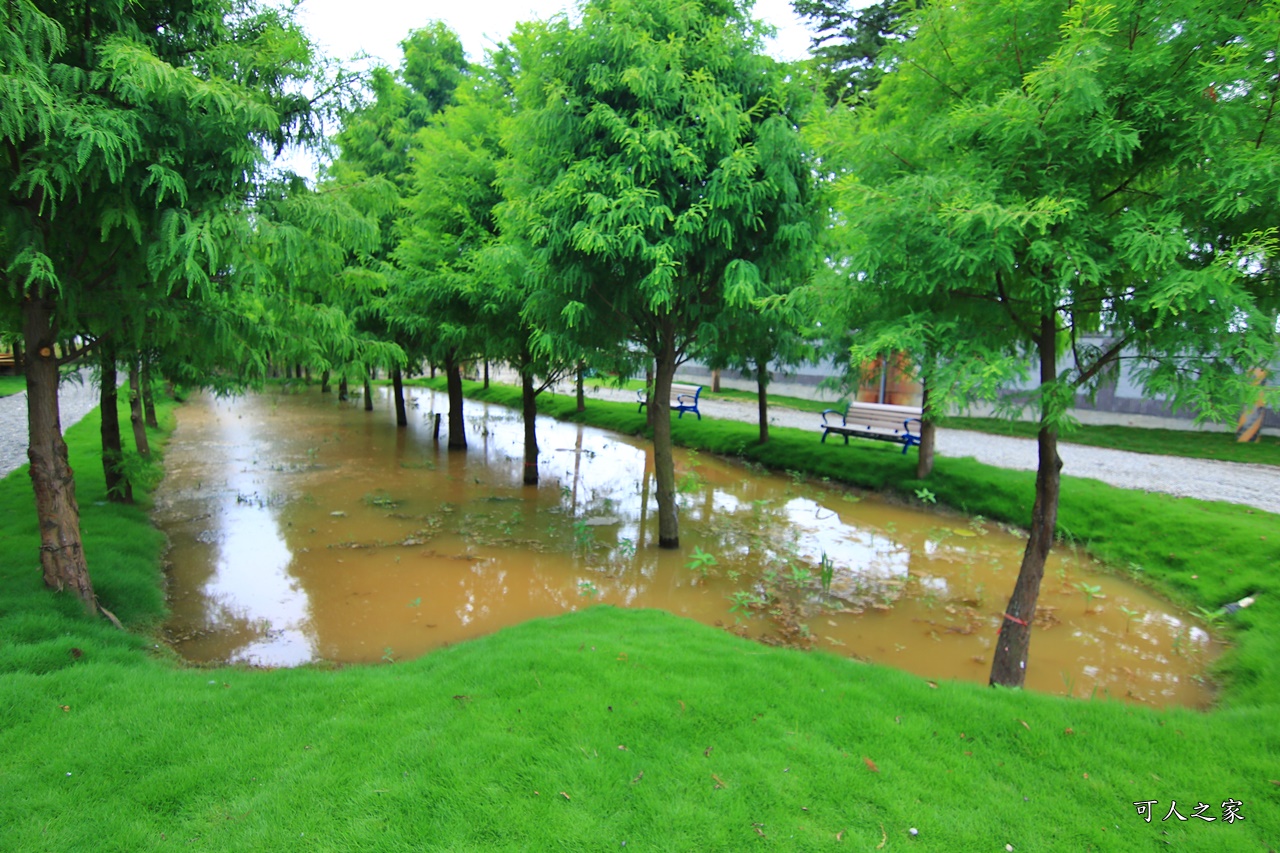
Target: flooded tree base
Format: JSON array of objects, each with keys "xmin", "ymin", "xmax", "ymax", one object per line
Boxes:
[{"xmin": 153, "ymin": 387, "xmax": 1220, "ymax": 708}]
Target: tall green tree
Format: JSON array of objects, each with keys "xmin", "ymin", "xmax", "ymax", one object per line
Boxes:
[
  {"xmin": 824, "ymin": 0, "xmax": 1279, "ymax": 687},
  {"xmin": 792, "ymin": 0, "xmax": 917, "ymax": 104},
  {"xmin": 329, "ymin": 23, "xmax": 470, "ymax": 426},
  {"xmin": 1, "ymin": 0, "xmax": 326, "ymax": 613},
  {"xmin": 507, "ymin": 0, "xmax": 817, "ymax": 547}
]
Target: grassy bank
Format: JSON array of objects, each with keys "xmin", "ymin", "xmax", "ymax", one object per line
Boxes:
[
  {"xmin": 1, "ymin": 384, "xmax": 1277, "ymax": 850},
  {"xmin": 0, "ymin": 375, "xmax": 26, "ymax": 397},
  {"xmin": 942, "ymin": 415, "xmax": 1280, "ymax": 466}
]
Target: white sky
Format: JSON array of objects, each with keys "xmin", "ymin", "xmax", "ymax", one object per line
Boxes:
[{"xmin": 295, "ymin": 0, "xmax": 817, "ymax": 70}]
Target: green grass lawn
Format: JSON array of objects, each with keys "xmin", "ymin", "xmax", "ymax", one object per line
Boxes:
[
  {"xmin": 0, "ymin": 375, "xmax": 26, "ymax": 398},
  {"xmin": 943, "ymin": 415, "xmax": 1280, "ymax": 467},
  {"xmin": 1, "ymin": 383, "xmax": 1277, "ymax": 850}
]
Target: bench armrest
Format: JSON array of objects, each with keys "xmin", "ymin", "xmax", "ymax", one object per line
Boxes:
[
  {"xmin": 904, "ymin": 417, "xmax": 922, "ymax": 436},
  {"xmin": 676, "ymin": 393, "xmax": 697, "ymax": 406},
  {"xmin": 820, "ymin": 408, "xmax": 846, "ymax": 426}
]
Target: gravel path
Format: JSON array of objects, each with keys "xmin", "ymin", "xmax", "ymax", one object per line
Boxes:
[
  {"xmin": 2, "ymin": 373, "xmax": 1275, "ymax": 515},
  {"xmin": 0, "ymin": 372, "xmax": 103, "ymax": 478},
  {"xmin": 561, "ymin": 380, "xmax": 1280, "ymax": 516}
]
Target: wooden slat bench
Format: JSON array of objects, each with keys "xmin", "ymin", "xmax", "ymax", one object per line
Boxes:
[
  {"xmin": 637, "ymin": 383, "xmax": 703, "ymax": 420},
  {"xmin": 820, "ymin": 401, "xmax": 922, "ymax": 454}
]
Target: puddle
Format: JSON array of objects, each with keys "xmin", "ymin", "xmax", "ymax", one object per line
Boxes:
[{"xmin": 154, "ymin": 386, "xmax": 1219, "ymax": 708}]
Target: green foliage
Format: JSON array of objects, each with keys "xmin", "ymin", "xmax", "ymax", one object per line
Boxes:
[
  {"xmin": 684, "ymin": 546, "xmax": 719, "ymax": 577},
  {"xmin": 1, "ymin": 385, "xmax": 1280, "ymax": 850}
]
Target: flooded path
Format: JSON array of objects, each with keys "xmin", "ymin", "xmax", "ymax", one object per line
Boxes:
[{"xmin": 154, "ymin": 386, "xmax": 1219, "ymax": 708}]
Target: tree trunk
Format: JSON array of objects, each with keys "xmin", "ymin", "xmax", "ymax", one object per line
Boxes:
[
  {"xmin": 128, "ymin": 358, "xmax": 150, "ymax": 459},
  {"xmin": 338, "ymin": 375, "xmax": 349, "ymax": 401},
  {"xmin": 644, "ymin": 362, "xmax": 655, "ymax": 427},
  {"xmin": 576, "ymin": 362, "xmax": 585, "ymax": 413},
  {"xmin": 712, "ymin": 368, "xmax": 721, "ymax": 392},
  {"xmin": 140, "ymin": 355, "xmax": 158, "ymax": 429},
  {"xmin": 756, "ymin": 364, "xmax": 770, "ymax": 444},
  {"xmin": 392, "ymin": 366, "xmax": 408, "ymax": 427},
  {"xmin": 445, "ymin": 353, "xmax": 467, "ymax": 450},
  {"xmin": 320, "ymin": 369, "xmax": 331, "ymax": 394},
  {"xmin": 13, "ymin": 339, "xmax": 24, "ymax": 373},
  {"xmin": 990, "ymin": 322, "xmax": 1062, "ymax": 688},
  {"xmin": 363, "ymin": 371, "xmax": 373, "ymax": 412},
  {"xmin": 483, "ymin": 359, "xmax": 490, "ymax": 389},
  {"xmin": 916, "ymin": 379, "xmax": 935, "ymax": 478},
  {"xmin": 652, "ymin": 331, "xmax": 679, "ymax": 548},
  {"xmin": 295, "ymin": 364, "xmax": 303, "ymax": 380},
  {"xmin": 99, "ymin": 339, "xmax": 132, "ymax": 504},
  {"xmin": 22, "ymin": 296, "xmax": 95, "ymax": 612},
  {"xmin": 521, "ymin": 364, "xmax": 539, "ymax": 485}
]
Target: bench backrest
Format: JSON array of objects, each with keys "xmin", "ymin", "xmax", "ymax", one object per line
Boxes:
[
  {"xmin": 844, "ymin": 401, "xmax": 921, "ymax": 431},
  {"xmin": 670, "ymin": 383, "xmax": 701, "ymax": 400}
]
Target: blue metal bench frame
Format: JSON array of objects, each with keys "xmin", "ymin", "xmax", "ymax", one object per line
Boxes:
[{"xmin": 637, "ymin": 383, "xmax": 702, "ymax": 420}]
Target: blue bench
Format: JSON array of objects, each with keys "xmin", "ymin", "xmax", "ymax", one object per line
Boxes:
[
  {"xmin": 638, "ymin": 382, "xmax": 702, "ymax": 420},
  {"xmin": 820, "ymin": 401, "xmax": 922, "ymax": 454}
]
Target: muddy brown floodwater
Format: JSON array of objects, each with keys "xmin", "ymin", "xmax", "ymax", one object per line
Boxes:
[{"xmin": 155, "ymin": 386, "xmax": 1219, "ymax": 708}]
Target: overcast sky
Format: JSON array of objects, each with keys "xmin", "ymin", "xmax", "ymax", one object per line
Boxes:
[{"xmin": 295, "ymin": 0, "xmax": 818, "ymax": 70}]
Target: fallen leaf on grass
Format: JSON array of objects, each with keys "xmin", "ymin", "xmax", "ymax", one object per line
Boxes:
[
  {"xmin": 617, "ymin": 745, "xmax": 627, "ymax": 751},
  {"xmin": 876, "ymin": 824, "xmax": 887, "ymax": 849},
  {"xmin": 863, "ymin": 757, "xmax": 879, "ymax": 773},
  {"xmin": 630, "ymin": 771, "xmax": 644, "ymax": 785},
  {"xmin": 560, "ymin": 791, "xmax": 571, "ymax": 801},
  {"xmin": 59, "ymin": 705, "xmax": 70, "ymax": 712},
  {"xmin": 926, "ymin": 681, "xmax": 937, "ymax": 689},
  {"xmin": 1063, "ymin": 727, "xmax": 1074, "ymax": 735},
  {"xmin": 704, "ymin": 745, "xmax": 714, "ymax": 758},
  {"xmin": 1018, "ymin": 719, "xmax": 1030, "ymax": 730},
  {"xmin": 835, "ymin": 830, "xmax": 844, "ymax": 842},
  {"xmin": 712, "ymin": 774, "xmax": 727, "ymax": 790},
  {"xmin": 752, "ymin": 823, "xmax": 766, "ymax": 838}
]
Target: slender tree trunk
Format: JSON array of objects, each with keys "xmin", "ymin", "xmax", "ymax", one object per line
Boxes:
[
  {"xmin": 916, "ymin": 378, "xmax": 935, "ymax": 478},
  {"xmin": 320, "ymin": 369, "xmax": 331, "ymax": 394},
  {"xmin": 576, "ymin": 362, "xmax": 585, "ymax": 413},
  {"xmin": 99, "ymin": 339, "xmax": 132, "ymax": 504},
  {"xmin": 338, "ymin": 375, "xmax": 349, "ymax": 401},
  {"xmin": 22, "ymin": 296, "xmax": 95, "ymax": 612},
  {"xmin": 392, "ymin": 366, "xmax": 408, "ymax": 427},
  {"xmin": 652, "ymin": 330, "xmax": 679, "ymax": 548},
  {"xmin": 756, "ymin": 363, "xmax": 770, "ymax": 444},
  {"xmin": 521, "ymin": 362, "xmax": 539, "ymax": 485},
  {"xmin": 712, "ymin": 368, "xmax": 721, "ymax": 392},
  {"xmin": 140, "ymin": 355, "xmax": 158, "ymax": 429},
  {"xmin": 363, "ymin": 371, "xmax": 373, "ymax": 412},
  {"xmin": 295, "ymin": 364, "xmax": 302, "ymax": 380},
  {"xmin": 990, "ymin": 321, "xmax": 1062, "ymax": 688},
  {"xmin": 483, "ymin": 359, "xmax": 490, "ymax": 389},
  {"xmin": 445, "ymin": 353, "xmax": 467, "ymax": 450},
  {"xmin": 644, "ymin": 362, "xmax": 655, "ymax": 428},
  {"xmin": 128, "ymin": 358, "xmax": 150, "ymax": 459},
  {"xmin": 13, "ymin": 339, "xmax": 24, "ymax": 373}
]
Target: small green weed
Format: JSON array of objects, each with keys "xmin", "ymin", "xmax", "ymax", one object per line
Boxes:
[{"xmin": 685, "ymin": 546, "xmax": 718, "ymax": 577}]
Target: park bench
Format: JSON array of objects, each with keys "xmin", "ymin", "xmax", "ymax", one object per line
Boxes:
[
  {"xmin": 820, "ymin": 401, "xmax": 922, "ymax": 454},
  {"xmin": 637, "ymin": 382, "xmax": 703, "ymax": 420}
]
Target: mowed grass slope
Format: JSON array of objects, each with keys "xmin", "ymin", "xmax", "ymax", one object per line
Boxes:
[{"xmin": 0, "ymin": 384, "xmax": 1276, "ymax": 851}]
